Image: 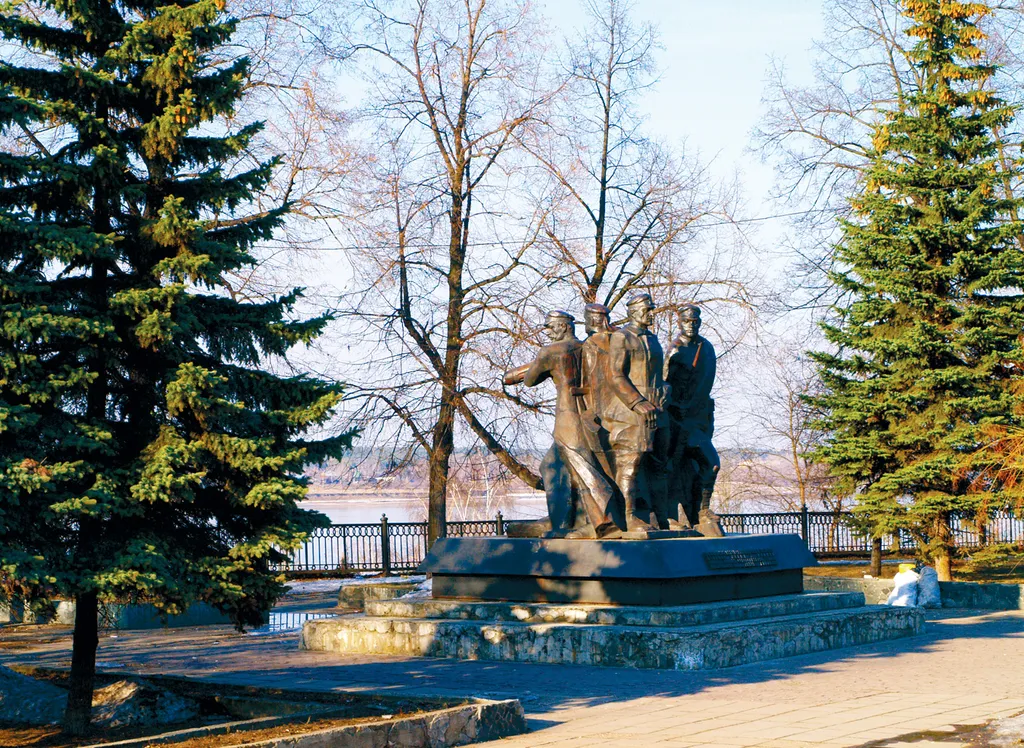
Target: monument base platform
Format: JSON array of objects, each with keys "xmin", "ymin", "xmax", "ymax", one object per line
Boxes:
[
  {"xmin": 419, "ymin": 534, "xmax": 817, "ymax": 605},
  {"xmin": 300, "ymin": 592, "xmax": 923, "ymax": 670}
]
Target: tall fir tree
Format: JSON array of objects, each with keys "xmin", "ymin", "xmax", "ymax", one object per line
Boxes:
[
  {"xmin": 0, "ymin": 0, "xmax": 351, "ymax": 732},
  {"xmin": 810, "ymin": 0, "xmax": 1024, "ymax": 581}
]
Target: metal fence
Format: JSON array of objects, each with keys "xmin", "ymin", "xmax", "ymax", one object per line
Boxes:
[{"xmin": 273, "ymin": 508, "xmax": 1024, "ymax": 574}]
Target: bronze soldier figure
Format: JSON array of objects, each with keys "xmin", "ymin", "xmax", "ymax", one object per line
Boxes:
[
  {"xmin": 581, "ymin": 304, "xmax": 617, "ymax": 423},
  {"xmin": 578, "ymin": 304, "xmax": 622, "ymax": 527},
  {"xmin": 605, "ymin": 294, "xmax": 671, "ymax": 531},
  {"xmin": 663, "ymin": 304, "xmax": 723, "ymax": 537},
  {"xmin": 504, "ymin": 311, "xmax": 620, "ymax": 538},
  {"xmin": 580, "ymin": 304, "xmax": 617, "ymax": 460}
]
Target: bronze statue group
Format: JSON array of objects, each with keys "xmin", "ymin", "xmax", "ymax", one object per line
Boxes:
[{"xmin": 505, "ymin": 294, "xmax": 723, "ymax": 539}]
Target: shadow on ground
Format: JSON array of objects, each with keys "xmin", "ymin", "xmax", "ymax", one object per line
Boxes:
[{"xmin": 4, "ymin": 607, "xmax": 1022, "ymax": 721}]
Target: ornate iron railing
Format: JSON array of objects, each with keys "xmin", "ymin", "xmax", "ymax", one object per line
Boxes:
[{"xmin": 273, "ymin": 508, "xmax": 1024, "ymax": 574}]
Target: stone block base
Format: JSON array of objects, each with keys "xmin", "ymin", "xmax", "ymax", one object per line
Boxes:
[
  {"xmin": 301, "ymin": 592, "xmax": 923, "ymax": 671},
  {"xmin": 805, "ymin": 574, "xmax": 1024, "ymax": 609},
  {"xmin": 338, "ymin": 582, "xmax": 420, "ymax": 610}
]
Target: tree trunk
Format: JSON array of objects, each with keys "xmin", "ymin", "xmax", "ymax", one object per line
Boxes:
[
  {"xmin": 427, "ymin": 395, "xmax": 455, "ymax": 548},
  {"xmin": 64, "ymin": 158, "xmax": 109, "ymax": 735},
  {"xmin": 62, "ymin": 590, "xmax": 99, "ymax": 735},
  {"xmin": 934, "ymin": 514, "xmax": 954, "ymax": 582},
  {"xmin": 869, "ymin": 536, "xmax": 882, "ymax": 577},
  {"xmin": 934, "ymin": 547, "xmax": 953, "ymax": 582}
]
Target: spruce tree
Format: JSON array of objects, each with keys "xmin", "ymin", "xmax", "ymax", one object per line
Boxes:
[
  {"xmin": 810, "ymin": 0, "xmax": 1024, "ymax": 581},
  {"xmin": 0, "ymin": 0, "xmax": 349, "ymax": 733}
]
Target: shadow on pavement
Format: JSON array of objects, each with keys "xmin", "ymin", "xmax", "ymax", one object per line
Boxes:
[
  {"xmin": 6, "ymin": 608, "xmax": 1020, "ymax": 707},
  {"xmin": 3, "ymin": 603, "xmax": 1022, "ymax": 748}
]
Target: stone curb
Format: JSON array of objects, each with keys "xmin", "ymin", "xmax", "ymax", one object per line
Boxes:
[
  {"xmin": 83, "ymin": 714, "xmax": 312, "ymax": 748},
  {"xmin": 81, "ymin": 698, "xmax": 526, "ymax": 748},
  {"xmin": 804, "ymin": 575, "xmax": 1024, "ymax": 609}
]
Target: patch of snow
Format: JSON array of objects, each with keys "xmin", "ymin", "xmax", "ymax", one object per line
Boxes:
[
  {"xmin": 340, "ymin": 574, "xmax": 426, "ymax": 587},
  {"xmin": 284, "ymin": 580, "xmax": 344, "ymax": 594},
  {"xmin": 284, "ymin": 574, "xmax": 425, "ymax": 595},
  {"xmin": 0, "ymin": 665, "xmax": 66, "ymax": 724},
  {"xmin": 397, "ymin": 578, "xmax": 432, "ymax": 600},
  {"xmin": 92, "ymin": 680, "xmax": 200, "ymax": 728}
]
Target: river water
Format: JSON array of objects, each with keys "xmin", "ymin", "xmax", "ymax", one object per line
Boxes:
[{"xmin": 302, "ymin": 494, "xmax": 548, "ymax": 525}]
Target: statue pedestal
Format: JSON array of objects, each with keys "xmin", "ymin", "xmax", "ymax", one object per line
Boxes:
[
  {"xmin": 300, "ymin": 590, "xmax": 923, "ymax": 670},
  {"xmin": 419, "ymin": 534, "xmax": 814, "ymax": 606},
  {"xmin": 301, "ymin": 535, "xmax": 924, "ymax": 670}
]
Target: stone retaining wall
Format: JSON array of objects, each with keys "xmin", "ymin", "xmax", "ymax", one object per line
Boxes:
[
  {"xmin": 0, "ymin": 599, "xmax": 239, "ymax": 628},
  {"xmin": 804, "ymin": 575, "xmax": 1024, "ymax": 609},
  {"xmin": 337, "ymin": 582, "xmax": 419, "ymax": 610},
  {"xmin": 82, "ymin": 698, "xmax": 526, "ymax": 748},
  {"xmin": 302, "ymin": 603, "xmax": 923, "ymax": 670}
]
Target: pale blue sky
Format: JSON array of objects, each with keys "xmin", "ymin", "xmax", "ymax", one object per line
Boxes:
[
  {"xmin": 315, "ymin": 1, "xmax": 832, "ymax": 453},
  {"xmin": 534, "ymin": 2, "xmax": 829, "ymax": 447},
  {"xmin": 541, "ymin": 0, "xmax": 824, "ymax": 204}
]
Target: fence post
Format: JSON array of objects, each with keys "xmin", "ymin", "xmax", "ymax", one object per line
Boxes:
[
  {"xmin": 800, "ymin": 505, "xmax": 809, "ymax": 546},
  {"xmin": 495, "ymin": 511, "xmax": 504, "ymax": 536},
  {"xmin": 340, "ymin": 525, "xmax": 348, "ymax": 574},
  {"xmin": 380, "ymin": 513, "xmax": 391, "ymax": 577}
]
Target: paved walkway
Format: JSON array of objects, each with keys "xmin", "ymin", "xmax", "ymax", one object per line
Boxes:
[{"xmin": 3, "ymin": 601, "xmax": 1023, "ymax": 747}]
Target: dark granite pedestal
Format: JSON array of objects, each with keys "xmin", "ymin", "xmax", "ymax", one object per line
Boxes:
[{"xmin": 420, "ymin": 533, "xmax": 817, "ymax": 606}]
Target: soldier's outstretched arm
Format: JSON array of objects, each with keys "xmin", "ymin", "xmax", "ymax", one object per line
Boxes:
[
  {"xmin": 523, "ymin": 349, "xmax": 554, "ymax": 388},
  {"xmin": 503, "ymin": 362, "xmax": 533, "ymax": 386}
]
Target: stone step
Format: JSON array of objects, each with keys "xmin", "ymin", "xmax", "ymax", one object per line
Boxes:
[
  {"xmin": 301, "ymin": 603, "xmax": 923, "ymax": 671},
  {"xmin": 365, "ymin": 592, "xmax": 866, "ymax": 628}
]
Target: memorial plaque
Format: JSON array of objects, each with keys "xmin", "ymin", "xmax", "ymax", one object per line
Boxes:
[{"xmin": 703, "ymin": 549, "xmax": 778, "ymax": 570}]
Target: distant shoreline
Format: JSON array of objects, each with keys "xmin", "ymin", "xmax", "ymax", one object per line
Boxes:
[{"xmin": 303, "ymin": 493, "xmax": 546, "ymax": 504}]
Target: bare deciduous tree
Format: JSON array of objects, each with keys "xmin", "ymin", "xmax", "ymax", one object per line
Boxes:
[
  {"xmin": 220, "ymin": 0, "xmax": 358, "ymax": 304},
  {"xmin": 744, "ymin": 340, "xmax": 840, "ymax": 515},
  {"xmin": 528, "ymin": 0, "xmax": 751, "ymax": 316},
  {"xmin": 333, "ymin": 0, "xmax": 764, "ymax": 545},
  {"xmin": 335, "ymin": 0, "xmax": 556, "ymax": 545}
]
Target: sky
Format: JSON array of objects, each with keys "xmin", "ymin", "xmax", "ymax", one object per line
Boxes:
[
  {"xmin": 542, "ymin": 0, "xmax": 825, "ymax": 216},
  {"xmin": 314, "ymin": 0, "xmax": 834, "ymax": 454},
  {"xmin": 535, "ymin": 0, "xmax": 829, "ymax": 448}
]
